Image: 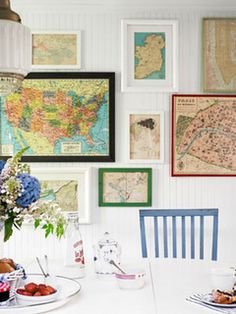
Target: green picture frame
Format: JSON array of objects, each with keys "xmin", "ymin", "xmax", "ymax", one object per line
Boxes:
[{"xmin": 98, "ymin": 168, "xmax": 152, "ymax": 207}]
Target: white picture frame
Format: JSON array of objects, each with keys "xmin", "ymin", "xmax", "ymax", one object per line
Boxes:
[
  {"xmin": 127, "ymin": 111, "xmax": 164, "ymax": 163},
  {"xmin": 31, "ymin": 167, "xmax": 91, "ymax": 224},
  {"xmin": 31, "ymin": 31, "xmax": 82, "ymax": 69},
  {"xmin": 121, "ymin": 19, "xmax": 178, "ymax": 92}
]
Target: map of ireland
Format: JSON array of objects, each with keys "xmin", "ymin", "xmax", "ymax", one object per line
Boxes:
[{"xmin": 134, "ymin": 32, "xmax": 166, "ymax": 80}]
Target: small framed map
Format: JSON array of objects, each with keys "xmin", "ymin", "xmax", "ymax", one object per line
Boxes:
[
  {"xmin": 202, "ymin": 18, "xmax": 236, "ymax": 92},
  {"xmin": 98, "ymin": 168, "xmax": 152, "ymax": 207},
  {"xmin": 0, "ymin": 72, "xmax": 115, "ymax": 162},
  {"xmin": 127, "ymin": 111, "xmax": 164, "ymax": 163},
  {"xmin": 172, "ymin": 94, "xmax": 236, "ymax": 176},
  {"xmin": 31, "ymin": 167, "xmax": 91, "ymax": 223},
  {"xmin": 121, "ymin": 19, "xmax": 178, "ymax": 92},
  {"xmin": 32, "ymin": 31, "xmax": 81, "ymax": 69}
]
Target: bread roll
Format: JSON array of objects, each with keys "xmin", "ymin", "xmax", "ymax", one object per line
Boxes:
[{"xmin": 0, "ymin": 262, "xmax": 15, "ymax": 273}]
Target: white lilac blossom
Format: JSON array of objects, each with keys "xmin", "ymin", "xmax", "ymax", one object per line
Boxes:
[{"xmin": 0, "ymin": 148, "xmax": 67, "ymax": 241}]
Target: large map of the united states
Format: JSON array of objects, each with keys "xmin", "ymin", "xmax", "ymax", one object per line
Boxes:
[{"xmin": 3, "ymin": 79, "xmax": 109, "ymax": 156}]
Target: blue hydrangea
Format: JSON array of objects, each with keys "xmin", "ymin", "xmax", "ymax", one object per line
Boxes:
[
  {"xmin": 0, "ymin": 160, "xmax": 6, "ymax": 174},
  {"xmin": 16, "ymin": 173, "xmax": 41, "ymax": 208}
]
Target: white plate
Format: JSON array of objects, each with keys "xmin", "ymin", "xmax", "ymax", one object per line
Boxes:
[
  {"xmin": 201, "ymin": 293, "xmax": 236, "ymax": 308},
  {"xmin": 0, "ymin": 274, "xmax": 81, "ymax": 313}
]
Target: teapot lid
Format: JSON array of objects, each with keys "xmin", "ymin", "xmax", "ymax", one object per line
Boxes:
[{"xmin": 98, "ymin": 232, "xmax": 118, "ymax": 246}]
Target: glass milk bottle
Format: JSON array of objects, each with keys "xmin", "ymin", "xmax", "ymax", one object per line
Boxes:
[{"xmin": 65, "ymin": 213, "xmax": 85, "ymax": 278}]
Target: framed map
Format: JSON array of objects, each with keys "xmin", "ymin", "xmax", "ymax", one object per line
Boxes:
[
  {"xmin": 172, "ymin": 94, "xmax": 236, "ymax": 176},
  {"xmin": 32, "ymin": 31, "xmax": 81, "ymax": 69},
  {"xmin": 127, "ymin": 111, "xmax": 164, "ymax": 163},
  {"xmin": 121, "ymin": 19, "xmax": 178, "ymax": 92},
  {"xmin": 98, "ymin": 168, "xmax": 152, "ymax": 207},
  {"xmin": 0, "ymin": 72, "xmax": 115, "ymax": 162},
  {"xmin": 31, "ymin": 167, "xmax": 91, "ymax": 223},
  {"xmin": 202, "ymin": 18, "xmax": 236, "ymax": 92}
]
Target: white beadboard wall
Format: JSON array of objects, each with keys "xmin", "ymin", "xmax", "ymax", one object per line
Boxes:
[{"xmin": 3, "ymin": 1, "xmax": 236, "ymax": 264}]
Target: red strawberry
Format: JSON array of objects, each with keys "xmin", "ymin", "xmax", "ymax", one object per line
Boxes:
[
  {"xmin": 40, "ymin": 288, "xmax": 50, "ymax": 296},
  {"xmin": 46, "ymin": 285, "xmax": 56, "ymax": 294},
  {"xmin": 16, "ymin": 288, "xmax": 26, "ymax": 295},
  {"xmin": 34, "ymin": 291, "xmax": 42, "ymax": 296},
  {"xmin": 22, "ymin": 290, "xmax": 33, "ymax": 296},
  {"xmin": 38, "ymin": 284, "xmax": 47, "ymax": 290},
  {"xmin": 25, "ymin": 282, "xmax": 38, "ymax": 294}
]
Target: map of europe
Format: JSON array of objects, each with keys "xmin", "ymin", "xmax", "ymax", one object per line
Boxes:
[
  {"xmin": 1, "ymin": 78, "xmax": 109, "ymax": 156},
  {"xmin": 173, "ymin": 96, "xmax": 236, "ymax": 175}
]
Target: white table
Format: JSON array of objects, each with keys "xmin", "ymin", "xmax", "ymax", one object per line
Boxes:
[
  {"xmin": 149, "ymin": 259, "xmax": 221, "ymax": 314},
  {"xmin": 22, "ymin": 259, "xmax": 234, "ymax": 314},
  {"xmin": 47, "ymin": 259, "xmax": 156, "ymax": 314}
]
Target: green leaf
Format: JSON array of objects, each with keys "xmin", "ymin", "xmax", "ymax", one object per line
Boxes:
[
  {"xmin": 42, "ymin": 223, "xmax": 54, "ymax": 238},
  {"xmin": 56, "ymin": 223, "xmax": 65, "ymax": 239},
  {"xmin": 45, "ymin": 228, "xmax": 51, "ymax": 238},
  {"xmin": 13, "ymin": 147, "xmax": 30, "ymax": 163},
  {"xmin": 34, "ymin": 218, "xmax": 41, "ymax": 229},
  {"xmin": 4, "ymin": 218, "xmax": 14, "ymax": 242}
]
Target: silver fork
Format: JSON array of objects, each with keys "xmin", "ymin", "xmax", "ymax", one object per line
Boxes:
[{"xmin": 36, "ymin": 257, "xmax": 48, "ymax": 278}]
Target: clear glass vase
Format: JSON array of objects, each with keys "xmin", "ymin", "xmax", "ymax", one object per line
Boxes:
[{"xmin": 64, "ymin": 213, "xmax": 85, "ymax": 279}]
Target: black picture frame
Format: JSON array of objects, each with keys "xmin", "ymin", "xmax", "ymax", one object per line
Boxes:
[{"xmin": 1, "ymin": 72, "xmax": 115, "ymax": 162}]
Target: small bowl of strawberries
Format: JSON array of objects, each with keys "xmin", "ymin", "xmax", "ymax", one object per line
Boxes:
[{"xmin": 16, "ymin": 282, "xmax": 58, "ymax": 305}]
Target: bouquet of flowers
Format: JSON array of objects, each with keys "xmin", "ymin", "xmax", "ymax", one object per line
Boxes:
[{"xmin": 0, "ymin": 147, "xmax": 67, "ymax": 241}]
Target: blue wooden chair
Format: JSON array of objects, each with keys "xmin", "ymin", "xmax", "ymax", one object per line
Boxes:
[{"xmin": 139, "ymin": 209, "xmax": 218, "ymax": 260}]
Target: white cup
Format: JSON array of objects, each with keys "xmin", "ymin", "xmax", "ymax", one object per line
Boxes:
[{"xmin": 210, "ymin": 268, "xmax": 235, "ymax": 291}]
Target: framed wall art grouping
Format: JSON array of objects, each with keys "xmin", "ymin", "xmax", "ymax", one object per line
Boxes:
[
  {"xmin": 127, "ymin": 111, "xmax": 164, "ymax": 163},
  {"xmin": 31, "ymin": 167, "xmax": 91, "ymax": 223},
  {"xmin": 121, "ymin": 19, "xmax": 178, "ymax": 92},
  {"xmin": 98, "ymin": 168, "xmax": 152, "ymax": 207},
  {"xmin": 172, "ymin": 94, "xmax": 236, "ymax": 176},
  {"xmin": 32, "ymin": 31, "xmax": 82, "ymax": 69},
  {"xmin": 202, "ymin": 18, "xmax": 236, "ymax": 92},
  {"xmin": 0, "ymin": 72, "xmax": 115, "ymax": 162}
]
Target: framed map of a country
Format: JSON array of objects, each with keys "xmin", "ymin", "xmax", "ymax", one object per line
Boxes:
[
  {"xmin": 121, "ymin": 19, "xmax": 178, "ymax": 92},
  {"xmin": 0, "ymin": 72, "xmax": 115, "ymax": 162},
  {"xmin": 172, "ymin": 94, "xmax": 236, "ymax": 176},
  {"xmin": 32, "ymin": 31, "xmax": 81, "ymax": 69},
  {"xmin": 203, "ymin": 18, "xmax": 236, "ymax": 92},
  {"xmin": 127, "ymin": 111, "xmax": 164, "ymax": 163},
  {"xmin": 98, "ymin": 168, "xmax": 152, "ymax": 206},
  {"xmin": 31, "ymin": 167, "xmax": 91, "ymax": 223}
]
